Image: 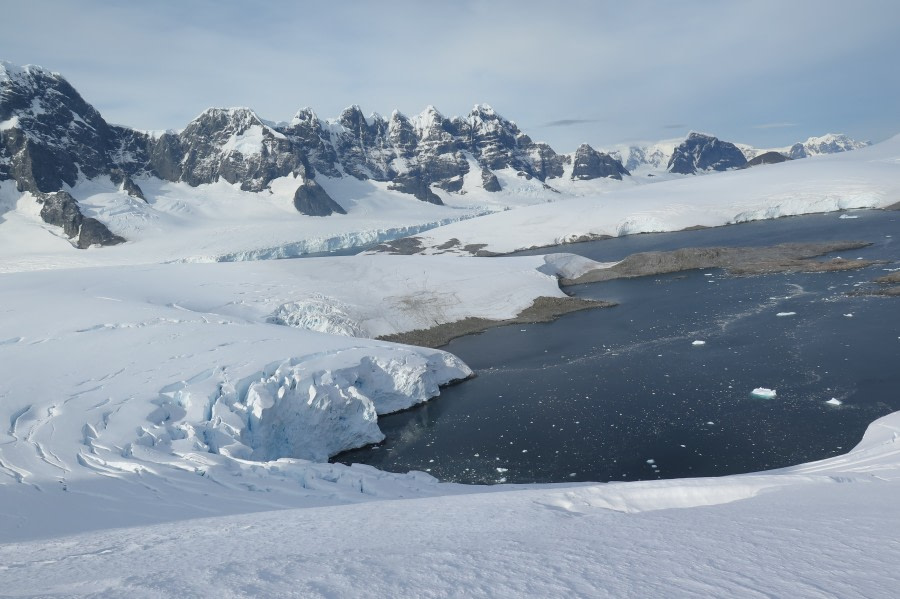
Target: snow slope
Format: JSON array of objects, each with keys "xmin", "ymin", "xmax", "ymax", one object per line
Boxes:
[
  {"xmin": 0, "ymin": 253, "xmax": 574, "ymax": 541},
  {"xmin": 1, "ymin": 410, "xmax": 898, "ymax": 597},
  {"xmin": 406, "ymin": 133, "xmax": 900, "ymax": 254}
]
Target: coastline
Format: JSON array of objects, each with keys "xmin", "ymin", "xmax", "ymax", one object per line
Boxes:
[{"xmin": 378, "ymin": 295, "xmax": 614, "ymax": 348}]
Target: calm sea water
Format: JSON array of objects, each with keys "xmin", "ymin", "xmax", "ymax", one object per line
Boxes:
[{"xmin": 336, "ymin": 210, "xmax": 900, "ymax": 484}]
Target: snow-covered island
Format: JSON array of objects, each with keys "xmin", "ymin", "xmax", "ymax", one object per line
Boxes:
[{"xmin": 1, "ymin": 59, "xmax": 900, "ymax": 596}]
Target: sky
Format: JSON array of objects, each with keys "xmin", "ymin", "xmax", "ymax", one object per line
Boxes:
[{"xmin": 2, "ymin": 0, "xmax": 898, "ymax": 151}]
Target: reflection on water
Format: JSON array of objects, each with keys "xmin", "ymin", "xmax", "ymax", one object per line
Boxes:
[{"xmin": 336, "ymin": 211, "xmax": 900, "ymax": 484}]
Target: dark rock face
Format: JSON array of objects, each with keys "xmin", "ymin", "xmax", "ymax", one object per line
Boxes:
[
  {"xmin": 38, "ymin": 191, "xmax": 83, "ymax": 238},
  {"xmin": 293, "ymin": 179, "xmax": 346, "ymax": 216},
  {"xmin": 787, "ymin": 143, "xmax": 809, "ymax": 160},
  {"xmin": 37, "ymin": 191, "xmax": 125, "ymax": 247},
  {"xmin": 1, "ymin": 62, "xmax": 133, "ymax": 246},
  {"xmin": 283, "ymin": 108, "xmax": 340, "ymax": 177},
  {"xmin": 0, "ymin": 64, "xmax": 120, "ymax": 193},
  {"xmin": 667, "ymin": 133, "xmax": 748, "ymax": 174},
  {"xmin": 742, "ymin": 151, "xmax": 791, "ymax": 168},
  {"xmin": 77, "ymin": 217, "xmax": 126, "ymax": 248},
  {"xmin": 481, "ymin": 168, "xmax": 501, "ymax": 192},
  {"xmin": 109, "ymin": 169, "xmax": 146, "ymax": 201},
  {"xmin": 571, "ymin": 144, "xmax": 629, "ymax": 180},
  {"xmin": 527, "ymin": 142, "xmax": 566, "ymax": 180},
  {"xmin": 332, "ymin": 106, "xmax": 393, "ymax": 181},
  {"xmin": 388, "ymin": 170, "xmax": 443, "ymax": 205},
  {"xmin": 176, "ymin": 107, "xmax": 305, "ymax": 192}
]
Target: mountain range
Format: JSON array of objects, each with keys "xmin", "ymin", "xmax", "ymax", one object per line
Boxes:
[{"xmin": 0, "ymin": 61, "xmax": 870, "ymax": 248}]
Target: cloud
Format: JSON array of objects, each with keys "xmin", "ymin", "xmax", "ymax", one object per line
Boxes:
[
  {"xmin": 542, "ymin": 119, "xmax": 600, "ymax": 128},
  {"xmin": 2, "ymin": 0, "xmax": 897, "ymax": 149}
]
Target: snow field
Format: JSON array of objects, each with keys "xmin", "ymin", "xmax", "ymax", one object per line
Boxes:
[{"xmin": 0, "ymin": 252, "xmax": 580, "ymax": 540}]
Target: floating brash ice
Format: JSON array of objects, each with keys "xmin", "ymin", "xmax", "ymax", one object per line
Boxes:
[{"xmin": 751, "ymin": 387, "xmax": 777, "ymax": 399}]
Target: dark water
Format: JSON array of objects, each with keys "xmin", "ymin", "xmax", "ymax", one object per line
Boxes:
[{"xmin": 337, "ymin": 211, "xmax": 900, "ymax": 484}]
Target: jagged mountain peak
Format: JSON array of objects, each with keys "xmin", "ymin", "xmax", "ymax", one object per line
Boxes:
[
  {"xmin": 571, "ymin": 143, "xmax": 629, "ymax": 181},
  {"xmin": 667, "ymin": 132, "xmax": 747, "ymax": 174},
  {"xmin": 338, "ymin": 104, "xmax": 364, "ymax": 120},
  {"xmin": 413, "ymin": 104, "xmax": 445, "ymax": 124},
  {"xmin": 388, "ymin": 109, "xmax": 410, "ymax": 123},
  {"xmin": 788, "ymin": 133, "xmax": 871, "ymax": 159},
  {"xmin": 290, "ymin": 106, "xmax": 319, "ymax": 125},
  {"xmin": 187, "ymin": 106, "xmax": 264, "ymax": 127},
  {"xmin": 179, "ymin": 107, "xmax": 289, "ymax": 151},
  {"xmin": 470, "ymin": 103, "xmax": 497, "ymax": 117},
  {"xmin": 3, "ymin": 58, "xmax": 874, "ymax": 252},
  {"xmin": 0, "ymin": 60, "xmax": 59, "ymax": 85},
  {"xmin": 685, "ymin": 131, "xmax": 716, "ymax": 141},
  {"xmin": 179, "ymin": 107, "xmax": 289, "ymax": 158},
  {"xmin": 801, "ymin": 132, "xmax": 863, "ymax": 145},
  {"xmin": 411, "ymin": 105, "xmax": 451, "ymax": 140}
]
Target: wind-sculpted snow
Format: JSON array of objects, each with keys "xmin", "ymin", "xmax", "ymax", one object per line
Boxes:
[
  {"xmin": 0, "ymin": 253, "xmax": 559, "ymax": 539},
  {"xmin": 268, "ymin": 295, "xmax": 365, "ymax": 337},
  {"xmin": 2, "ymin": 406, "xmax": 900, "ymax": 596},
  {"xmin": 131, "ymin": 348, "xmax": 470, "ymax": 464}
]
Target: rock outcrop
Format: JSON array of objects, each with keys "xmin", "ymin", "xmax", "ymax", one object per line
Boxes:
[
  {"xmin": 667, "ymin": 132, "xmax": 748, "ymax": 174},
  {"xmin": 571, "ymin": 144, "xmax": 630, "ymax": 180},
  {"xmin": 742, "ymin": 151, "xmax": 791, "ymax": 168}
]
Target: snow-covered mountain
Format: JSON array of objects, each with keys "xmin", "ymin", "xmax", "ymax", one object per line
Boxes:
[
  {"xmin": 0, "ymin": 61, "xmax": 630, "ymax": 249},
  {"xmin": 0, "ymin": 60, "xmax": 874, "ymax": 253},
  {"xmin": 666, "ymin": 132, "xmax": 748, "ymax": 174},
  {"xmin": 610, "ymin": 133, "xmax": 870, "ymax": 176},
  {"xmin": 786, "ymin": 133, "xmax": 871, "ymax": 159}
]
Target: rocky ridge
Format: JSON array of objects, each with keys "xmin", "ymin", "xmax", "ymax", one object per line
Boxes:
[
  {"xmin": 0, "ymin": 63, "xmax": 630, "ymax": 245},
  {"xmin": 667, "ymin": 132, "xmax": 748, "ymax": 174},
  {"xmin": 0, "ymin": 60, "xmax": 873, "ymax": 248}
]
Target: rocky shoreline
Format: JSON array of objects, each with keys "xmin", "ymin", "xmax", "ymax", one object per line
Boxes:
[
  {"xmin": 378, "ymin": 237, "xmax": 895, "ymax": 348},
  {"xmin": 379, "ymin": 295, "xmax": 612, "ymax": 348},
  {"xmin": 560, "ymin": 241, "xmax": 875, "ymax": 285}
]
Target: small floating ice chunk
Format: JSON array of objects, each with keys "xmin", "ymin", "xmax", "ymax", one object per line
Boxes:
[
  {"xmin": 496, "ymin": 467, "xmax": 508, "ymax": 473},
  {"xmin": 706, "ymin": 421, "xmax": 715, "ymax": 425},
  {"xmin": 776, "ymin": 312, "xmax": 796, "ymax": 317},
  {"xmin": 843, "ymin": 313, "xmax": 854, "ymax": 318},
  {"xmin": 839, "ymin": 214, "xmax": 859, "ymax": 219},
  {"xmin": 826, "ymin": 398, "xmax": 843, "ymax": 406},
  {"xmin": 751, "ymin": 387, "xmax": 777, "ymax": 399},
  {"xmin": 692, "ymin": 340, "xmax": 706, "ymax": 346},
  {"xmin": 645, "ymin": 459, "xmax": 655, "ymax": 465}
]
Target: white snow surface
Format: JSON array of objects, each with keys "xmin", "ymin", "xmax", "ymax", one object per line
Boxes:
[
  {"xmin": 2, "ymin": 407, "xmax": 899, "ymax": 596},
  {"xmin": 0, "ymin": 253, "xmax": 576, "ymax": 540},
  {"xmin": 408, "ymin": 133, "xmax": 900, "ymax": 255}
]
